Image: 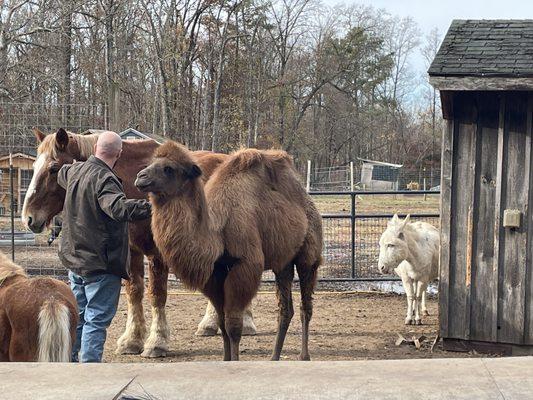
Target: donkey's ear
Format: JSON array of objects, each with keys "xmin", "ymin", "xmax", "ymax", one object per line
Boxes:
[
  {"xmin": 186, "ymin": 164, "xmax": 202, "ymax": 180},
  {"xmin": 389, "ymin": 214, "xmax": 400, "ymax": 226},
  {"xmin": 400, "ymin": 214, "xmax": 411, "ymax": 230},
  {"xmin": 33, "ymin": 127, "xmax": 46, "ymax": 143},
  {"xmin": 56, "ymin": 128, "xmax": 69, "ymax": 149}
]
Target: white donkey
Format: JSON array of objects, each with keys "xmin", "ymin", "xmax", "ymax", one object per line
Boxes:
[{"xmin": 378, "ymin": 215, "xmax": 439, "ymax": 325}]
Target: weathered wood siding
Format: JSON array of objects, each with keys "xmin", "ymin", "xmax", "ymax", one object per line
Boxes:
[{"xmin": 439, "ymin": 91, "xmax": 533, "ymax": 345}]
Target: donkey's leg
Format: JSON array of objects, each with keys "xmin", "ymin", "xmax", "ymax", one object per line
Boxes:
[
  {"xmin": 296, "ymin": 260, "xmax": 319, "ymax": 361},
  {"xmin": 422, "ymin": 289, "xmax": 429, "ymax": 316},
  {"xmin": 400, "ymin": 274, "xmax": 415, "ymax": 325},
  {"xmin": 271, "ymin": 264, "xmax": 295, "ymax": 361},
  {"xmin": 414, "ymin": 281, "xmax": 428, "ymax": 325},
  {"xmin": 116, "ymin": 249, "xmax": 146, "ymax": 354},
  {"xmin": 142, "ymin": 255, "xmax": 170, "ymax": 358}
]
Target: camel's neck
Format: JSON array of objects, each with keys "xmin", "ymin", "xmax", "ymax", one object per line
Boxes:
[{"xmin": 151, "ymin": 185, "xmax": 223, "ymax": 290}]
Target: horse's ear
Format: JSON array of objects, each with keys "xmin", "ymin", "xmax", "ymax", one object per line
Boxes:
[
  {"xmin": 186, "ymin": 164, "xmax": 202, "ymax": 180},
  {"xmin": 33, "ymin": 127, "xmax": 46, "ymax": 143},
  {"xmin": 56, "ymin": 128, "xmax": 69, "ymax": 149}
]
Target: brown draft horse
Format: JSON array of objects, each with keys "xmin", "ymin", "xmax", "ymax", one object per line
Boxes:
[
  {"xmin": 21, "ymin": 128, "xmax": 246, "ymax": 358},
  {"xmin": 0, "ymin": 251, "xmax": 77, "ymax": 361}
]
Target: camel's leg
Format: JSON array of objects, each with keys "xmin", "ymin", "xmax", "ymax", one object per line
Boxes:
[
  {"xmin": 400, "ymin": 274, "xmax": 415, "ymax": 325},
  {"xmin": 142, "ymin": 256, "xmax": 170, "ymax": 358},
  {"xmin": 296, "ymin": 260, "xmax": 319, "ymax": 361},
  {"xmin": 422, "ymin": 289, "xmax": 429, "ymax": 316},
  {"xmin": 271, "ymin": 264, "xmax": 295, "ymax": 361},
  {"xmin": 223, "ymin": 261, "xmax": 262, "ymax": 361},
  {"xmin": 212, "ymin": 302, "xmax": 231, "ymax": 361},
  {"xmin": 0, "ymin": 310, "xmax": 11, "ymax": 361},
  {"xmin": 196, "ymin": 302, "xmax": 257, "ymax": 336},
  {"xmin": 414, "ymin": 281, "xmax": 428, "ymax": 325},
  {"xmin": 116, "ymin": 249, "xmax": 146, "ymax": 354},
  {"xmin": 195, "ymin": 301, "xmax": 219, "ymax": 336}
]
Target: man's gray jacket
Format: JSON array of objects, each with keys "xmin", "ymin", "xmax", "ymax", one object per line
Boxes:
[{"xmin": 58, "ymin": 155, "xmax": 151, "ymax": 279}]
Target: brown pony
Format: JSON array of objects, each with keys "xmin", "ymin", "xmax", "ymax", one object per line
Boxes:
[
  {"xmin": 21, "ymin": 128, "xmax": 254, "ymax": 358},
  {"xmin": 0, "ymin": 251, "xmax": 77, "ymax": 361}
]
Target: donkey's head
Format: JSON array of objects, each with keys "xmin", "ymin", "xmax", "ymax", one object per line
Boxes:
[
  {"xmin": 135, "ymin": 141, "xmax": 202, "ymax": 198},
  {"xmin": 22, "ymin": 128, "xmax": 86, "ymax": 233},
  {"xmin": 377, "ymin": 214, "xmax": 411, "ymax": 275}
]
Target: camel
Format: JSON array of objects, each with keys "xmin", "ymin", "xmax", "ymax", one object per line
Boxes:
[
  {"xmin": 0, "ymin": 251, "xmax": 78, "ymax": 361},
  {"xmin": 21, "ymin": 128, "xmax": 256, "ymax": 358},
  {"xmin": 135, "ymin": 141, "xmax": 322, "ymax": 361},
  {"xmin": 377, "ymin": 214, "xmax": 439, "ymax": 325}
]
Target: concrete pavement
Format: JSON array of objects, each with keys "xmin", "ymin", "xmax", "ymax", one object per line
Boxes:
[{"xmin": 0, "ymin": 357, "xmax": 532, "ymax": 399}]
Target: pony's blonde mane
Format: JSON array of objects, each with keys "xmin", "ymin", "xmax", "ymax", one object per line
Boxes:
[
  {"xmin": 38, "ymin": 131, "xmax": 99, "ymax": 160},
  {"xmin": 0, "ymin": 251, "xmax": 27, "ymax": 282}
]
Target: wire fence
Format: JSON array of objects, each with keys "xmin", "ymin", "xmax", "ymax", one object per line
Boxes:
[{"xmin": 0, "ymin": 101, "xmax": 441, "ymax": 283}]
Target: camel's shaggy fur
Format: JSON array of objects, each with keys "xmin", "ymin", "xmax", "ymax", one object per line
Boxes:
[
  {"xmin": 136, "ymin": 142, "xmax": 322, "ymax": 361},
  {"xmin": 377, "ymin": 215, "xmax": 439, "ymax": 325}
]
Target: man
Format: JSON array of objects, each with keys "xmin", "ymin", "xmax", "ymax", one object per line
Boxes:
[{"xmin": 58, "ymin": 131, "xmax": 151, "ymax": 363}]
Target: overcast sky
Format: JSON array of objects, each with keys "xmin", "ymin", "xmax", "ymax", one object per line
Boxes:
[{"xmin": 322, "ymin": 0, "xmax": 533, "ymax": 94}]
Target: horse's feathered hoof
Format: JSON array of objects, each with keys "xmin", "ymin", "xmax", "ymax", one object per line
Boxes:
[
  {"xmin": 141, "ymin": 346, "xmax": 167, "ymax": 358},
  {"xmin": 115, "ymin": 341, "xmax": 143, "ymax": 355},
  {"xmin": 195, "ymin": 325, "xmax": 218, "ymax": 336}
]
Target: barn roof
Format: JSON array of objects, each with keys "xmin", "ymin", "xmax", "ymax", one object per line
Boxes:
[
  {"xmin": 429, "ymin": 20, "xmax": 533, "ymax": 77},
  {"xmin": 357, "ymin": 158, "xmax": 402, "ymax": 169}
]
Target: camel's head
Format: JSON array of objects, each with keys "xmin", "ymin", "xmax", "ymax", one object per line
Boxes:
[
  {"xmin": 135, "ymin": 141, "xmax": 202, "ymax": 197},
  {"xmin": 377, "ymin": 214, "xmax": 410, "ymax": 275}
]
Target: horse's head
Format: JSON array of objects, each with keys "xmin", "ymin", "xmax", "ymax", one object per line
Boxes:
[
  {"xmin": 377, "ymin": 214, "xmax": 411, "ymax": 275},
  {"xmin": 22, "ymin": 128, "xmax": 84, "ymax": 233}
]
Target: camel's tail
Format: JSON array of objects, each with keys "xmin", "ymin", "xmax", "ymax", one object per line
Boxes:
[{"xmin": 37, "ymin": 300, "xmax": 71, "ymax": 362}]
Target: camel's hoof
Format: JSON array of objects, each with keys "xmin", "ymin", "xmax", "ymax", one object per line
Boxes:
[
  {"xmin": 115, "ymin": 340, "xmax": 144, "ymax": 355},
  {"xmin": 141, "ymin": 346, "xmax": 168, "ymax": 358},
  {"xmin": 415, "ymin": 319, "xmax": 423, "ymax": 325},
  {"xmin": 423, "ymin": 310, "xmax": 430, "ymax": 316},
  {"xmin": 299, "ymin": 354, "xmax": 311, "ymax": 361},
  {"xmin": 195, "ymin": 325, "xmax": 218, "ymax": 336},
  {"xmin": 405, "ymin": 318, "xmax": 413, "ymax": 325}
]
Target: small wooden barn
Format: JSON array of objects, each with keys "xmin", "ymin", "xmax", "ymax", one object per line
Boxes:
[
  {"xmin": 358, "ymin": 158, "xmax": 402, "ymax": 190},
  {"xmin": 0, "ymin": 152, "xmax": 36, "ymax": 215},
  {"xmin": 429, "ymin": 20, "xmax": 533, "ymax": 354}
]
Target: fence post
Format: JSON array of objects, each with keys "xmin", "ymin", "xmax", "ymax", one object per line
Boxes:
[
  {"xmin": 9, "ymin": 153, "xmax": 15, "ymax": 261},
  {"xmin": 350, "ymin": 191, "xmax": 356, "ymax": 279},
  {"xmin": 306, "ymin": 160, "xmax": 311, "ymax": 192},
  {"xmin": 350, "ymin": 161, "xmax": 354, "ymax": 191},
  {"xmin": 423, "ymin": 177, "xmax": 427, "ymax": 201}
]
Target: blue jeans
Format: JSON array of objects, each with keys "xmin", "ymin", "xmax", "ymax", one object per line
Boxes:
[{"xmin": 69, "ymin": 271, "xmax": 122, "ymax": 363}]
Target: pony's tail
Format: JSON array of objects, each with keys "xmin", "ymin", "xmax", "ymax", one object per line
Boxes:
[{"xmin": 37, "ymin": 300, "xmax": 71, "ymax": 362}]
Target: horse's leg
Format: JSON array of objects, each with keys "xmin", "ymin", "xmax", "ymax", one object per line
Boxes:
[
  {"xmin": 296, "ymin": 260, "xmax": 319, "ymax": 361},
  {"xmin": 142, "ymin": 255, "xmax": 170, "ymax": 358},
  {"xmin": 195, "ymin": 301, "xmax": 219, "ymax": 336},
  {"xmin": 116, "ymin": 249, "xmax": 146, "ymax": 354},
  {"xmin": 271, "ymin": 264, "xmax": 294, "ymax": 361},
  {"xmin": 400, "ymin": 274, "xmax": 415, "ymax": 325},
  {"xmin": 196, "ymin": 301, "xmax": 257, "ymax": 336},
  {"xmin": 223, "ymin": 261, "xmax": 262, "ymax": 361}
]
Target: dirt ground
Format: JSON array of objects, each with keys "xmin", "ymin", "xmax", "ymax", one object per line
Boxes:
[{"xmin": 104, "ymin": 291, "xmax": 480, "ymax": 363}]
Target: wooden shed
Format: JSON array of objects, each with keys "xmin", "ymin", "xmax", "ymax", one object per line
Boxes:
[
  {"xmin": 429, "ymin": 20, "xmax": 533, "ymax": 354},
  {"xmin": 0, "ymin": 152, "xmax": 35, "ymax": 215},
  {"xmin": 357, "ymin": 158, "xmax": 402, "ymax": 190}
]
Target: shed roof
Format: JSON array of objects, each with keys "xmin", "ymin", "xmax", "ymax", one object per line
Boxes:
[
  {"xmin": 429, "ymin": 20, "xmax": 533, "ymax": 78},
  {"xmin": 119, "ymin": 128, "xmax": 167, "ymax": 144},
  {"xmin": 357, "ymin": 158, "xmax": 402, "ymax": 169}
]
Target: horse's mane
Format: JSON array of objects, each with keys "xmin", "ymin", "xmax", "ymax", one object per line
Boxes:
[
  {"xmin": 0, "ymin": 251, "xmax": 27, "ymax": 282},
  {"xmin": 38, "ymin": 131, "xmax": 99, "ymax": 160}
]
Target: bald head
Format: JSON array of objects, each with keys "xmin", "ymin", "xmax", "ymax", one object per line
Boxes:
[{"xmin": 94, "ymin": 131, "xmax": 123, "ymax": 168}]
